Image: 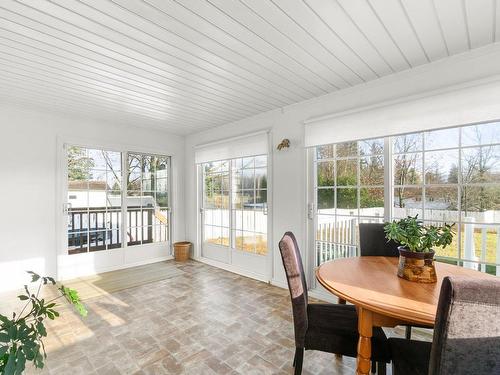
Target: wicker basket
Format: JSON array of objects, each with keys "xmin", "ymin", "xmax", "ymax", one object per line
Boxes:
[{"xmin": 173, "ymin": 242, "xmax": 191, "ymax": 261}]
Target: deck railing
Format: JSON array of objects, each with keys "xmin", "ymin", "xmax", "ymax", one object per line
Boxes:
[
  {"xmin": 67, "ymin": 206, "xmax": 153, "ymax": 254},
  {"xmin": 316, "ymin": 218, "xmax": 500, "ymax": 276}
]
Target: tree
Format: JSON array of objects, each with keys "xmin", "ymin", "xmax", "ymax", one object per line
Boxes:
[
  {"xmin": 394, "ymin": 135, "xmax": 422, "ymax": 208},
  {"xmin": 67, "ymin": 146, "xmax": 94, "ymax": 180}
]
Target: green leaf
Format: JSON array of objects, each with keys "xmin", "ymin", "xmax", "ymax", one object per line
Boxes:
[
  {"xmin": 27, "ymin": 271, "xmax": 40, "ymax": 283},
  {"xmin": 14, "ymin": 350, "xmax": 25, "ymax": 375},
  {"xmin": 17, "ymin": 295, "xmax": 29, "ymax": 301},
  {"xmin": 4, "ymin": 350, "xmax": 16, "ymax": 375},
  {"xmin": 0, "ymin": 333, "xmax": 10, "ymax": 342},
  {"xmin": 0, "ymin": 346, "xmax": 8, "ymax": 357}
]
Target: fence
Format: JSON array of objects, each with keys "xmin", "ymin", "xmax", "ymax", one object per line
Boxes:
[{"xmin": 316, "ymin": 217, "xmax": 500, "ymax": 276}]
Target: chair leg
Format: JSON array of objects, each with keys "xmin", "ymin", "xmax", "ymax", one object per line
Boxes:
[
  {"xmin": 293, "ymin": 348, "xmax": 304, "ymax": 375},
  {"xmin": 405, "ymin": 326, "xmax": 412, "ymax": 340},
  {"xmin": 377, "ymin": 362, "xmax": 386, "ymax": 375},
  {"xmin": 371, "ymin": 361, "xmax": 377, "ymax": 373}
]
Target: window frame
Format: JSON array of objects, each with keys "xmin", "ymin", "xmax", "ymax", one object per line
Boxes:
[
  {"xmin": 63, "ymin": 142, "xmax": 172, "ymax": 255},
  {"xmin": 310, "ymin": 120, "xmax": 500, "ymax": 277}
]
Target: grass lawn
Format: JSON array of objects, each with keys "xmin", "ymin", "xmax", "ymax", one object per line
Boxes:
[{"xmin": 436, "ymin": 229, "xmax": 498, "ymax": 265}]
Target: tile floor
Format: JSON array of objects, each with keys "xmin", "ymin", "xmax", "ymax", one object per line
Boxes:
[{"xmin": 7, "ymin": 260, "xmax": 423, "ymax": 374}]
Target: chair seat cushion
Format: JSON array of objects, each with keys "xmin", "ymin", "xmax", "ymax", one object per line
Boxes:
[
  {"xmin": 389, "ymin": 338, "xmax": 431, "ymax": 375},
  {"xmin": 305, "ymin": 303, "xmax": 391, "ymax": 362}
]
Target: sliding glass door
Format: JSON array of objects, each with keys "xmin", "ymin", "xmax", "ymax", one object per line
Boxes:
[
  {"xmin": 61, "ymin": 144, "xmax": 172, "ymax": 279},
  {"xmin": 200, "ymin": 155, "xmax": 269, "ymax": 278}
]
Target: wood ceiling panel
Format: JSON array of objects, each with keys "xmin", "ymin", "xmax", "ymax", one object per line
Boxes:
[
  {"xmin": 433, "ymin": 0, "xmax": 470, "ymax": 54},
  {"xmin": 464, "ymin": 0, "xmax": 495, "ymax": 48},
  {"xmin": 0, "ymin": 0, "xmax": 496, "ymax": 134}
]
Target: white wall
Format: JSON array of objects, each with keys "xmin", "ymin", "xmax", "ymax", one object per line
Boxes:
[
  {"xmin": 0, "ymin": 104, "xmax": 185, "ymax": 292},
  {"xmin": 185, "ymin": 43, "xmax": 500, "ymax": 288}
]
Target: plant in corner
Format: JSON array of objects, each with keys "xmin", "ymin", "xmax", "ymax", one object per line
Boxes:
[
  {"xmin": 384, "ymin": 216, "xmax": 454, "ymax": 283},
  {"xmin": 0, "ymin": 272, "xmax": 87, "ymax": 375}
]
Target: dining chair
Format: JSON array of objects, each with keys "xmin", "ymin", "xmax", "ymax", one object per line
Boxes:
[
  {"xmin": 278, "ymin": 232, "xmax": 391, "ymax": 375},
  {"xmin": 389, "ymin": 276, "xmax": 500, "ymax": 375},
  {"xmin": 358, "ymin": 223, "xmax": 418, "ymax": 340}
]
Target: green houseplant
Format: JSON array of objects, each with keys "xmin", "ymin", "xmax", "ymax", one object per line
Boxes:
[
  {"xmin": 0, "ymin": 272, "xmax": 87, "ymax": 375},
  {"xmin": 384, "ymin": 216, "xmax": 454, "ymax": 283}
]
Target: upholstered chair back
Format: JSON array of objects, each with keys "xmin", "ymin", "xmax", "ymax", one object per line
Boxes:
[
  {"xmin": 278, "ymin": 232, "xmax": 309, "ymax": 348},
  {"xmin": 429, "ymin": 276, "xmax": 500, "ymax": 375},
  {"xmin": 359, "ymin": 223, "xmax": 400, "ymax": 257}
]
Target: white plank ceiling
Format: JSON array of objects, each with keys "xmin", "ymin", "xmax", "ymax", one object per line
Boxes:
[{"xmin": 0, "ymin": 0, "xmax": 499, "ymax": 134}]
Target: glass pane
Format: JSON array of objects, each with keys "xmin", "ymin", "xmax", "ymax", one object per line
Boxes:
[
  {"xmin": 336, "ymin": 141, "xmax": 358, "ymax": 157},
  {"xmin": 255, "ymin": 168, "xmax": 267, "ymax": 189},
  {"xmin": 155, "ymin": 192, "xmax": 168, "ymax": 208},
  {"xmin": 461, "ymin": 225, "xmax": 499, "ymax": 268},
  {"xmin": 255, "ymin": 210, "xmax": 267, "ymax": 233},
  {"xmin": 337, "ymin": 188, "xmax": 357, "ymax": 212},
  {"xmin": 105, "ymin": 210, "xmax": 122, "ymax": 230},
  {"xmin": 317, "ymin": 188, "xmax": 335, "ymax": 214},
  {"xmin": 394, "ymin": 153, "xmax": 423, "ymax": 185},
  {"xmin": 233, "ymin": 210, "xmax": 243, "ymax": 230},
  {"xmin": 360, "ymin": 156, "xmax": 384, "ymax": 185},
  {"xmin": 67, "ymin": 146, "xmax": 92, "ymax": 181},
  {"xmin": 221, "ymin": 228, "xmax": 230, "ymax": 247},
  {"xmin": 232, "ymin": 169, "xmax": 242, "ymax": 191},
  {"xmin": 255, "ymin": 233, "xmax": 267, "ymax": 255},
  {"xmin": 336, "ymin": 159, "xmax": 357, "ymax": 186},
  {"xmin": 255, "ymin": 190, "xmax": 267, "ymax": 206},
  {"xmin": 360, "ymin": 187, "xmax": 384, "ymax": 217},
  {"xmin": 424, "ymin": 186, "xmax": 459, "ymax": 222},
  {"xmin": 67, "ymin": 189, "xmax": 87, "ymax": 209},
  {"xmin": 68, "ymin": 231, "xmax": 87, "ymax": 254},
  {"xmin": 106, "ymin": 229, "xmax": 121, "ymax": 249},
  {"xmin": 359, "ymin": 138, "xmax": 384, "ymax": 156},
  {"xmin": 425, "ymin": 150, "xmax": 459, "ymax": 184},
  {"xmin": 393, "ymin": 187, "xmax": 423, "ymax": 218},
  {"xmin": 242, "ymin": 210, "xmax": 255, "ymax": 232},
  {"xmin": 461, "ymin": 146, "xmax": 500, "ymax": 184},
  {"xmin": 424, "ymin": 128, "xmax": 459, "ymax": 150},
  {"xmin": 255, "ymin": 155, "xmax": 267, "ymax": 167},
  {"xmin": 88, "ymin": 149, "xmax": 109, "ymax": 170},
  {"xmin": 242, "ymin": 169, "xmax": 254, "ymax": 189},
  {"xmin": 242, "ymin": 190, "xmax": 254, "ymax": 209},
  {"xmin": 88, "ymin": 230, "xmax": 106, "ymax": 251},
  {"xmin": 316, "ymin": 144, "xmax": 335, "ymax": 159},
  {"xmin": 422, "ymin": 221, "xmax": 458, "ymax": 259},
  {"xmin": 68, "ymin": 211, "xmax": 88, "ymax": 232},
  {"xmin": 393, "ymin": 133, "xmax": 423, "ymax": 153},
  {"xmin": 242, "ymin": 157, "xmax": 254, "ymax": 169},
  {"xmin": 234, "ymin": 230, "xmax": 244, "ymax": 250},
  {"xmin": 317, "ymin": 161, "xmax": 335, "ymax": 187},
  {"xmin": 460, "ymin": 185, "xmax": 500, "ymax": 221},
  {"xmin": 242, "ymin": 231, "xmax": 256, "ymax": 253},
  {"xmin": 462, "ymin": 122, "xmax": 500, "ymax": 146},
  {"xmin": 334, "ymin": 216, "xmax": 358, "ymax": 245}
]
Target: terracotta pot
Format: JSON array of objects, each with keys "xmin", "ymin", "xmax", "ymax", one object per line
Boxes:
[
  {"xmin": 173, "ymin": 241, "xmax": 191, "ymax": 261},
  {"xmin": 397, "ymin": 247, "xmax": 437, "ymax": 283}
]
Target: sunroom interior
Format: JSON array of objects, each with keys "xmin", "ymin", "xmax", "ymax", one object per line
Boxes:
[{"xmin": 0, "ymin": 1, "xmax": 499, "ymax": 374}]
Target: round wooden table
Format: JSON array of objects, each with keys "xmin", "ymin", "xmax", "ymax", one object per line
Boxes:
[{"xmin": 316, "ymin": 256, "xmax": 493, "ymax": 375}]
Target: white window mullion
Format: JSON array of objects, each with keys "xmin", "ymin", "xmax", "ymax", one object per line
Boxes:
[{"xmin": 384, "ymin": 137, "xmax": 394, "ymax": 222}]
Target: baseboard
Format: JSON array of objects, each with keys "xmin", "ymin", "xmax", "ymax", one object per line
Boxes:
[
  {"xmin": 192, "ymin": 256, "xmax": 270, "ymax": 283},
  {"xmin": 58, "ymin": 255, "xmax": 174, "ymax": 281}
]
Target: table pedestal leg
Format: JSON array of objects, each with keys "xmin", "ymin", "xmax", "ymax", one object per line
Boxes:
[{"xmin": 357, "ymin": 307, "xmax": 373, "ymax": 375}]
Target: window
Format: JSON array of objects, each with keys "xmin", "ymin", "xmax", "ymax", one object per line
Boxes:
[
  {"xmin": 67, "ymin": 146, "xmax": 122, "ymax": 254},
  {"xmin": 313, "ymin": 121, "xmax": 500, "ymax": 275},
  {"xmin": 66, "ymin": 146, "xmax": 170, "ymax": 254},
  {"xmin": 127, "ymin": 153, "xmax": 170, "ymax": 246},
  {"xmin": 202, "ymin": 155, "xmax": 268, "ymax": 255},
  {"xmin": 315, "ymin": 139, "xmax": 384, "ymax": 265}
]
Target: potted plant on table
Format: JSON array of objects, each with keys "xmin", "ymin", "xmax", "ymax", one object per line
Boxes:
[{"xmin": 384, "ymin": 216, "xmax": 454, "ymax": 283}]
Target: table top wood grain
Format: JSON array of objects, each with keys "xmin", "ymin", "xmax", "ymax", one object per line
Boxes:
[{"xmin": 316, "ymin": 256, "xmax": 493, "ymax": 326}]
